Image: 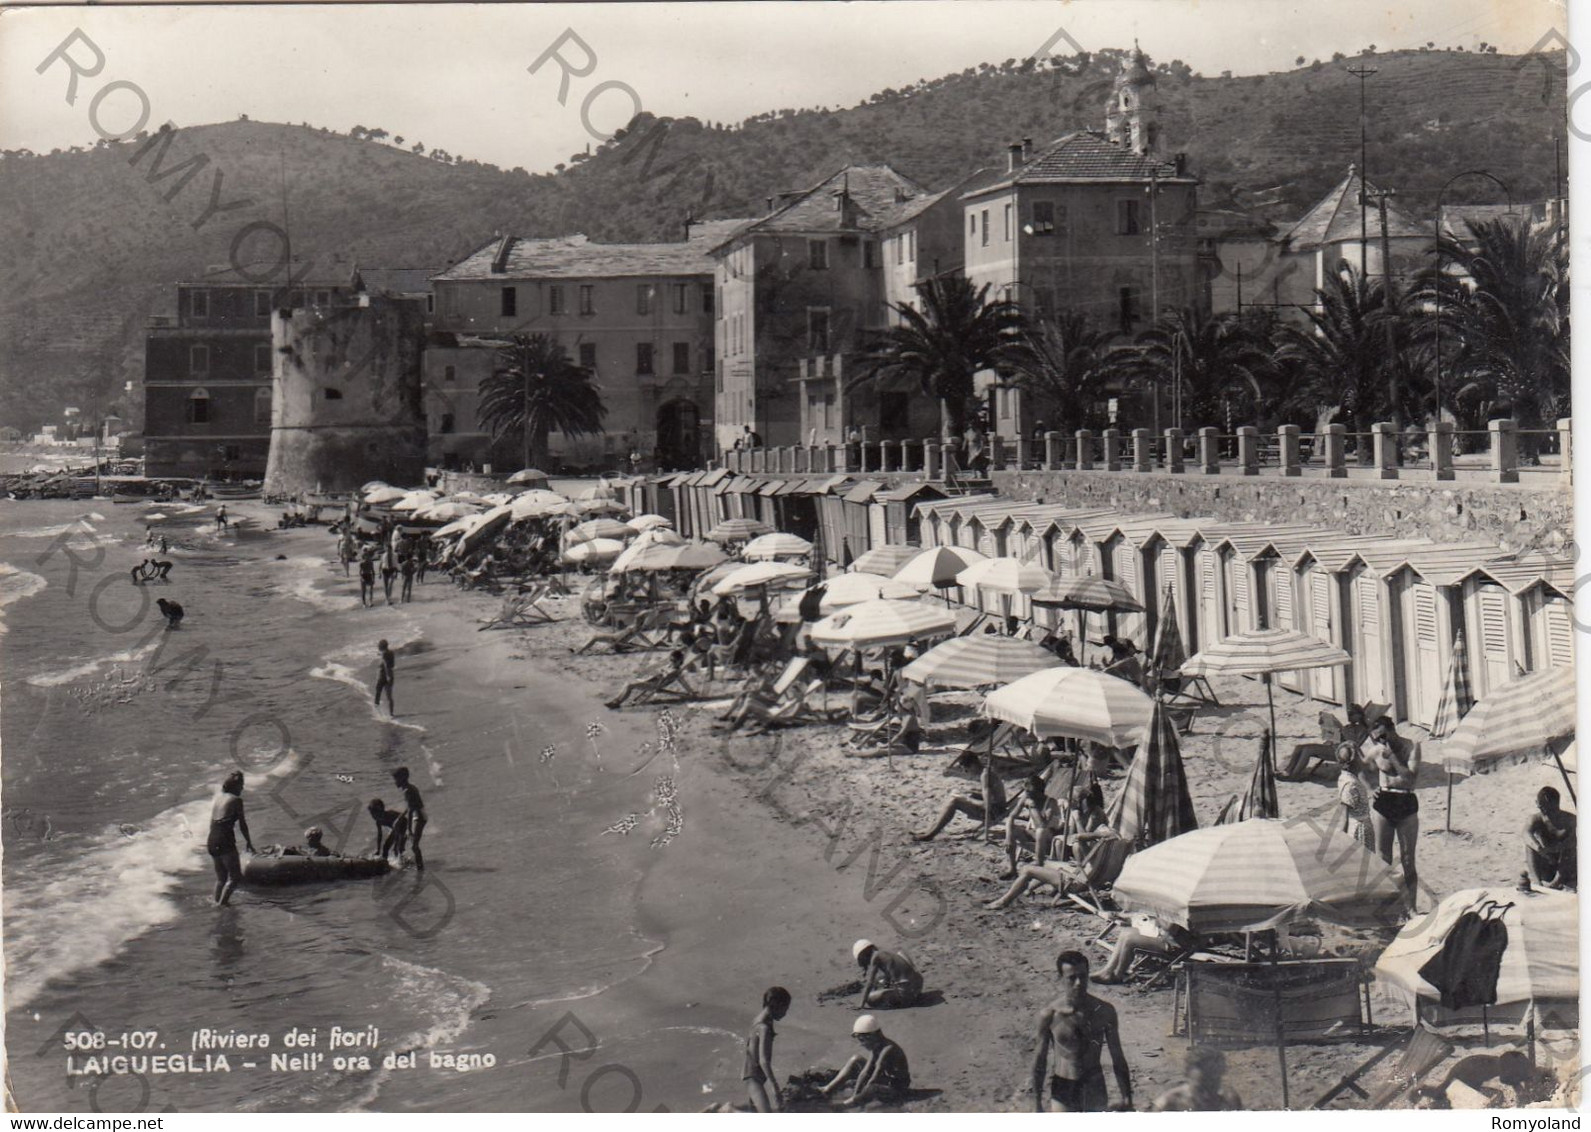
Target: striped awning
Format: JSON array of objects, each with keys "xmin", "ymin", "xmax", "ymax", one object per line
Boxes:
[
  {"xmin": 1181, "ymin": 628, "xmax": 1350, "ymax": 678},
  {"xmin": 1376, "ymin": 887, "xmax": 1578, "ymax": 1007},
  {"xmin": 1442, "ymin": 666, "xmax": 1575, "ymax": 774},
  {"xmin": 902, "ymin": 635, "xmax": 1061, "ymax": 690},
  {"xmin": 984, "ymin": 667, "xmax": 1154, "ymax": 748},
  {"xmin": 1113, "ymin": 818, "xmax": 1405, "ymax": 933},
  {"xmin": 810, "ymin": 599, "xmax": 957, "ymax": 649}
]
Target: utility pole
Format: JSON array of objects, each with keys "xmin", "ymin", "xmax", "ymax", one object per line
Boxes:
[
  {"xmin": 1365, "ymin": 186, "xmax": 1401, "ymax": 433},
  {"xmin": 1148, "ymin": 168, "xmax": 1160, "ymax": 440},
  {"xmin": 1347, "ymin": 64, "xmax": 1377, "ymax": 278}
]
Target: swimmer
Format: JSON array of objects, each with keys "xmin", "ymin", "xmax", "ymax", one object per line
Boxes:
[
  {"xmin": 207, "ymin": 770, "xmax": 256, "ymax": 906},
  {"xmin": 393, "ymin": 766, "xmax": 427, "ymax": 871},
  {"xmin": 369, "ymin": 798, "xmax": 410, "ymax": 861},
  {"xmin": 281, "ymin": 826, "xmax": 336, "ymax": 858},
  {"xmin": 373, "ymin": 639, "xmax": 396, "ymax": 714},
  {"xmin": 156, "ymin": 597, "xmax": 184, "ymax": 630},
  {"xmin": 1031, "ymin": 949, "xmax": 1132, "ymax": 1112}
]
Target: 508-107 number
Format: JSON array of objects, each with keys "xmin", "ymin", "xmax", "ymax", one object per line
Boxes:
[{"xmin": 64, "ymin": 1031, "xmax": 159, "ymax": 1050}]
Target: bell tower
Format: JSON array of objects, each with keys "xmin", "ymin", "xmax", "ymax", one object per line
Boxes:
[{"xmin": 1104, "ymin": 42, "xmax": 1158, "ymax": 156}]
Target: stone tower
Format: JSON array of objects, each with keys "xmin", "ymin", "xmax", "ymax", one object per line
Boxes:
[
  {"xmin": 264, "ymin": 293, "xmax": 428, "ymax": 494},
  {"xmin": 1105, "ymin": 43, "xmax": 1157, "ymax": 156}
]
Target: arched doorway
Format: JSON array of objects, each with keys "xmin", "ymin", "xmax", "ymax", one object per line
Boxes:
[{"xmin": 656, "ymin": 399, "xmax": 701, "ymax": 471}]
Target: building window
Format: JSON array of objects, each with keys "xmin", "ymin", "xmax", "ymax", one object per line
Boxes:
[
  {"xmin": 705, "ymin": 345, "xmax": 715, "ymax": 372},
  {"xmin": 673, "ymin": 283, "xmax": 689, "ymax": 314},
  {"xmin": 254, "ymin": 387, "xmax": 272, "ymax": 424},
  {"xmin": 637, "ymin": 284, "xmax": 654, "ymax": 315},
  {"xmin": 908, "ymin": 231, "xmax": 916, "ymax": 262},
  {"xmin": 314, "ymin": 290, "xmax": 331, "ymax": 307},
  {"xmin": 579, "ymin": 285, "xmax": 593, "ymax": 315},
  {"xmin": 501, "ymin": 286, "xmax": 518, "ymax": 317},
  {"xmin": 1117, "ymin": 199, "xmax": 1141, "ymax": 235},
  {"xmin": 443, "ymin": 364, "xmax": 456, "ymax": 383},
  {"xmin": 188, "ymin": 388, "xmax": 211, "ymax": 424},
  {"xmin": 1033, "ymin": 200, "xmax": 1055, "ymax": 234},
  {"xmin": 672, "ymin": 342, "xmax": 690, "ymax": 374},
  {"xmin": 969, "ymin": 213, "xmax": 977, "ymax": 237},
  {"xmin": 548, "ymin": 285, "xmax": 564, "ymax": 315},
  {"xmin": 1004, "ymin": 203, "xmax": 1013, "ymax": 241},
  {"xmin": 808, "ymin": 239, "xmax": 828, "ymax": 270},
  {"xmin": 824, "ymin": 392, "xmax": 836, "ymax": 429},
  {"xmin": 636, "ymin": 342, "xmax": 654, "ymax": 375},
  {"xmin": 714, "ymin": 285, "xmax": 722, "ymax": 317},
  {"xmin": 981, "ymin": 209, "xmax": 990, "ymax": 247},
  {"xmin": 440, "ymin": 412, "xmax": 455, "ymax": 434},
  {"xmin": 323, "ymin": 388, "xmax": 343, "ymax": 400},
  {"xmin": 808, "ymin": 308, "xmax": 830, "ymax": 353},
  {"xmin": 715, "ymin": 360, "xmax": 724, "ymax": 394},
  {"xmin": 894, "ymin": 236, "xmax": 905, "ymax": 266},
  {"xmin": 703, "ymin": 285, "xmax": 714, "ymax": 316},
  {"xmin": 189, "ymin": 290, "xmax": 208, "ymax": 319},
  {"xmin": 255, "ymin": 290, "xmax": 272, "ymax": 317},
  {"xmin": 1118, "ymin": 285, "xmax": 1140, "ymax": 333},
  {"xmin": 864, "ymin": 241, "xmax": 878, "ymax": 269},
  {"xmin": 254, "ymin": 344, "xmax": 272, "ymax": 373},
  {"xmin": 578, "ymin": 342, "xmax": 597, "ymax": 370},
  {"xmin": 190, "ymin": 345, "xmax": 209, "ymax": 375}
]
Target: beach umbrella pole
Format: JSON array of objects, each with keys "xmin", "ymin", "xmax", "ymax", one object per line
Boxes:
[
  {"xmin": 1265, "ymin": 675, "xmax": 1278, "ymax": 771},
  {"xmin": 1445, "ymin": 771, "xmax": 1454, "ymax": 832},
  {"xmin": 1550, "ymin": 746, "xmax": 1577, "ymax": 804}
]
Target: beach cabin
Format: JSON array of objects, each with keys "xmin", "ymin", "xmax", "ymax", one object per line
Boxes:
[
  {"xmin": 695, "ymin": 467, "xmax": 731, "ymax": 536},
  {"xmin": 876, "ymin": 483, "xmax": 945, "ymax": 547},
  {"xmin": 809, "ymin": 475, "xmax": 856, "ymax": 567},
  {"xmin": 1380, "ymin": 546, "xmax": 1502, "ymax": 730},
  {"xmin": 1030, "ymin": 509, "xmax": 1115, "ymax": 579},
  {"xmin": 1463, "ymin": 556, "xmax": 1577, "ymax": 681},
  {"xmin": 721, "ymin": 476, "xmax": 760, "ymax": 520},
  {"xmin": 1140, "ymin": 519, "xmax": 1204, "ymax": 653},
  {"xmin": 1287, "ymin": 536, "xmax": 1401, "ymax": 705},
  {"xmin": 838, "ymin": 481, "xmax": 884, "ymax": 561},
  {"xmin": 912, "ymin": 497, "xmax": 955, "ymax": 550},
  {"xmin": 1095, "ymin": 515, "xmax": 1179, "ymax": 647}
]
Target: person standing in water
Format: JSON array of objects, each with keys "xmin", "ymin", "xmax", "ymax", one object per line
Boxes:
[
  {"xmin": 381, "ymin": 551, "xmax": 398, "ymax": 605},
  {"xmin": 1030, "ymin": 949, "xmax": 1132, "ymax": 1111},
  {"xmin": 392, "ymin": 766, "xmax": 427, "ymax": 870},
  {"xmin": 156, "ymin": 598, "xmax": 184, "ymax": 630},
  {"xmin": 358, "ymin": 549, "xmax": 376, "ymax": 608},
  {"xmin": 215, "ymin": 505, "xmax": 228, "ymax": 533},
  {"xmin": 400, "ymin": 553, "xmax": 417, "ymax": 603},
  {"xmin": 207, "ymin": 770, "xmax": 256, "ymax": 906},
  {"xmin": 744, "ymin": 986, "xmax": 791, "ymax": 1112},
  {"xmin": 373, "ymin": 639, "xmax": 396, "ymax": 714}
]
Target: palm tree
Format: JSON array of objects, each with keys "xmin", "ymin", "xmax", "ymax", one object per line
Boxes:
[
  {"xmin": 1280, "ymin": 264, "xmax": 1424, "ymax": 443},
  {"xmin": 1004, "ymin": 309, "xmax": 1115, "ymax": 434},
  {"xmin": 1115, "ymin": 307, "xmax": 1277, "ymax": 432},
  {"xmin": 477, "ymin": 334, "xmax": 606, "ymax": 469},
  {"xmin": 1425, "ymin": 216, "xmax": 1568, "ymax": 435},
  {"xmin": 851, "ymin": 275, "xmax": 1024, "ymax": 436}
]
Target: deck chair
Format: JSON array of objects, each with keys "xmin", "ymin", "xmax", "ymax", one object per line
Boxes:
[
  {"xmin": 1311, "ymin": 1025, "xmax": 1455, "ymax": 1109},
  {"xmin": 574, "ymin": 619, "xmax": 658, "ymax": 655},
  {"xmin": 1281, "ymin": 710, "xmax": 1345, "ymax": 780},
  {"xmin": 477, "ymin": 584, "xmax": 556, "ymax": 630},
  {"xmin": 940, "ymin": 722, "xmax": 1045, "ymax": 780},
  {"xmin": 1055, "ymin": 834, "xmax": 1132, "ymax": 914},
  {"xmin": 955, "ymin": 612, "xmax": 990, "ymax": 638},
  {"xmin": 627, "ymin": 668, "xmax": 699, "ymax": 707}
]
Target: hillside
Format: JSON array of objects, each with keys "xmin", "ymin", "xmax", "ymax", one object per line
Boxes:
[{"xmin": 0, "ymin": 45, "xmax": 1566, "ymax": 433}]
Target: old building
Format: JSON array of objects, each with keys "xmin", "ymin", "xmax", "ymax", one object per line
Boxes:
[
  {"xmin": 427, "ymin": 222, "xmax": 746, "ymax": 472},
  {"xmin": 1276, "ymin": 165, "xmax": 1431, "ymax": 313}
]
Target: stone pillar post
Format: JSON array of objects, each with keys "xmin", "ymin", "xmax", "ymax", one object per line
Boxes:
[
  {"xmin": 1164, "ymin": 428, "xmax": 1184, "ymax": 473},
  {"xmin": 824, "ymin": 443, "xmax": 837, "ymax": 473},
  {"xmin": 1278, "ymin": 424, "xmax": 1301, "ymax": 477},
  {"xmin": 1558, "ymin": 418, "xmax": 1573, "ymax": 487},
  {"xmin": 1016, "ymin": 436, "xmax": 1031, "ymax": 470},
  {"xmin": 1131, "ymin": 428, "xmax": 1152, "ymax": 472},
  {"xmin": 1237, "ymin": 426, "xmax": 1259, "ymax": 476},
  {"xmin": 1103, "ymin": 428, "xmax": 1122, "ymax": 471},
  {"xmin": 925, "ymin": 439, "xmax": 940, "ymax": 479},
  {"xmin": 1075, "ymin": 430, "xmax": 1094, "ymax": 471},
  {"xmin": 1323, "ymin": 424, "xmax": 1347, "ymax": 478},
  {"xmin": 1372, "ymin": 422, "xmax": 1398, "ymax": 480},
  {"xmin": 1045, "ymin": 431, "xmax": 1062, "ymax": 471},
  {"xmin": 1490, "ymin": 418, "xmax": 1519, "ymax": 484},
  {"xmin": 1198, "ymin": 427, "xmax": 1220, "ymax": 474},
  {"xmin": 990, "ymin": 434, "xmax": 1006, "ymax": 473},
  {"xmin": 881, "ymin": 440, "xmax": 897, "ymax": 473},
  {"xmin": 1431, "ymin": 421, "xmax": 1455, "ymax": 481}
]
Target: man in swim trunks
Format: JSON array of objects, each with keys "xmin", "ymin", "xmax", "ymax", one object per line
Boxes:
[
  {"xmin": 358, "ymin": 549, "xmax": 376, "ymax": 608},
  {"xmin": 1366, "ymin": 715, "xmax": 1420, "ymax": 909},
  {"xmin": 853, "ymin": 940, "xmax": 924, "ymax": 1009},
  {"xmin": 156, "ymin": 598, "xmax": 184, "ymax": 630},
  {"xmin": 1527, "ymin": 786, "xmax": 1577, "ymax": 889},
  {"xmin": 373, "ymin": 640, "xmax": 396, "ymax": 714},
  {"xmin": 1031, "ymin": 949, "xmax": 1132, "ymax": 1111},
  {"xmin": 369, "ymin": 799, "xmax": 409, "ymax": 860},
  {"xmin": 400, "ymin": 553, "xmax": 416, "ymax": 603},
  {"xmin": 393, "ymin": 766, "xmax": 427, "ymax": 871},
  {"xmin": 821, "ymin": 1015, "xmax": 911, "ymax": 1108}
]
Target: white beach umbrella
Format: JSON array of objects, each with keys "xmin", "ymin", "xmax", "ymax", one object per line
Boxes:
[
  {"xmin": 711, "ymin": 561, "xmax": 812, "ymax": 596},
  {"xmin": 480, "ymin": 492, "xmax": 516, "ymax": 506},
  {"xmin": 390, "ymin": 491, "xmax": 439, "ymax": 513},
  {"xmin": 742, "ymin": 533, "xmax": 814, "ymax": 561},
  {"xmin": 439, "ymin": 491, "xmax": 486, "ymax": 505},
  {"xmin": 509, "ymin": 490, "xmax": 570, "ymax": 520},
  {"xmin": 609, "ymin": 529, "xmax": 692, "ymax": 573},
  {"xmin": 562, "ymin": 538, "xmax": 626, "ymax": 564},
  {"xmin": 955, "ymin": 556, "xmax": 1054, "ymax": 594},
  {"xmin": 809, "ymin": 571, "xmax": 922, "ymax": 612},
  {"xmin": 506, "ymin": 468, "xmax": 550, "ymax": 486},
  {"xmin": 627, "ymin": 514, "xmax": 674, "ymax": 533},
  {"xmin": 567, "ymin": 518, "xmax": 635, "ymax": 544},
  {"xmin": 894, "ymin": 546, "xmax": 989, "ymax": 589},
  {"xmin": 361, "ymin": 480, "xmax": 390, "ymax": 494},
  {"xmin": 984, "ymin": 666, "xmax": 1154, "ymax": 748},
  {"xmin": 576, "ymin": 497, "xmax": 629, "ymax": 516},
  {"xmin": 851, "ymin": 545, "xmax": 922, "ymax": 576},
  {"xmin": 903, "ymin": 635, "xmax": 1062, "ymax": 689},
  {"xmin": 809, "ymin": 598, "xmax": 957, "ymax": 650},
  {"xmin": 575, "ymin": 483, "xmax": 617, "ymax": 502},
  {"xmin": 434, "ymin": 513, "xmax": 487, "ymax": 540},
  {"xmin": 418, "ymin": 500, "xmax": 483, "ymax": 522},
  {"xmin": 364, "ymin": 486, "xmax": 408, "ymax": 505}
]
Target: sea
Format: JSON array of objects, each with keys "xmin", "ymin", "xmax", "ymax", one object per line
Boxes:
[{"xmin": 0, "ymin": 490, "xmax": 737, "ymax": 1112}]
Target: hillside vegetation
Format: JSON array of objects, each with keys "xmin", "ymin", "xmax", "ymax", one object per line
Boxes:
[{"xmin": 0, "ymin": 45, "xmax": 1565, "ymax": 432}]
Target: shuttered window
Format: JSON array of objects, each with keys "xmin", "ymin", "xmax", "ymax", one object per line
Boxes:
[
  {"xmin": 1415, "ymin": 585, "xmax": 1439, "ymax": 647},
  {"xmin": 1160, "ymin": 547, "xmax": 1180, "ymax": 604},
  {"xmin": 1358, "ymin": 577, "xmax": 1378, "ymax": 627},
  {"xmin": 1544, "ymin": 598, "xmax": 1574, "ymax": 668},
  {"xmin": 1230, "ymin": 562, "xmax": 1249, "ymax": 631},
  {"xmin": 1310, "ymin": 572, "xmax": 1333, "ymax": 640},
  {"xmin": 1274, "ymin": 570, "xmax": 1295, "ymax": 630},
  {"xmin": 1478, "ymin": 587, "xmax": 1508, "ymax": 657}
]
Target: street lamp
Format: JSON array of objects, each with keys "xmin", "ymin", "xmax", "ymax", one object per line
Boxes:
[{"xmin": 1431, "ymin": 170, "xmax": 1512, "ymax": 423}]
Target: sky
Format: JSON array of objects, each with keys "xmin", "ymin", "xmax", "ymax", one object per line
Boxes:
[{"xmin": 0, "ymin": 0, "xmax": 1570, "ymax": 174}]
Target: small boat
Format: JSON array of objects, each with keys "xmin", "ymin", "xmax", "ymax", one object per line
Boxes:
[{"xmin": 241, "ymin": 854, "xmax": 391, "ymax": 886}]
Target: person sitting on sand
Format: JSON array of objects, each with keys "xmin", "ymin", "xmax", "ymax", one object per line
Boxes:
[
  {"xmin": 713, "ymin": 664, "xmax": 783, "ymax": 730},
  {"xmin": 1001, "ymin": 774, "xmax": 1065, "ymax": 877},
  {"xmin": 369, "ymin": 799, "xmax": 410, "ymax": 861},
  {"xmin": 744, "ymin": 986, "xmax": 791, "ymax": 1113},
  {"xmin": 156, "ymin": 597, "xmax": 184, "ymax": 630},
  {"xmin": 985, "ymin": 828, "xmax": 1125, "ymax": 909},
  {"xmin": 393, "ymin": 767, "xmax": 427, "ymax": 871},
  {"xmin": 846, "ymin": 702, "xmax": 922, "ymax": 761},
  {"xmin": 281, "ymin": 826, "xmax": 337, "ymax": 858},
  {"xmin": 1150, "ymin": 1047, "xmax": 1242, "ymax": 1111},
  {"xmin": 1412, "ymin": 1050, "xmax": 1544, "ymax": 1108},
  {"xmin": 912, "ymin": 751, "xmax": 1008, "ymax": 840},
  {"xmin": 852, "ymin": 940, "xmax": 923, "ymax": 1009},
  {"xmin": 1031, "ymin": 949, "xmax": 1132, "ymax": 1112},
  {"xmin": 607, "ymin": 650, "xmax": 695, "ymax": 710},
  {"xmin": 1092, "ymin": 915, "xmax": 1197, "ymax": 984},
  {"xmin": 1527, "ymin": 786, "xmax": 1577, "ymax": 890},
  {"xmin": 820, "ymin": 1015, "xmax": 911, "ymax": 1109}
]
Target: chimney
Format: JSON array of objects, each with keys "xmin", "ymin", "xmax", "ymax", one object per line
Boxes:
[
  {"xmin": 766, "ymin": 196, "xmax": 775, "ymax": 213},
  {"xmin": 1022, "ymin": 137, "xmax": 1033, "ymax": 160},
  {"xmin": 684, "ymin": 210, "xmax": 696, "ymax": 240},
  {"xmin": 1007, "ymin": 143, "xmax": 1024, "ymax": 172}
]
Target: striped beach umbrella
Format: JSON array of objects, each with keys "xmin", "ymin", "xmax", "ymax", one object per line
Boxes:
[
  {"xmin": 608, "ymin": 529, "xmax": 689, "ymax": 573},
  {"xmin": 1113, "ymin": 818, "xmax": 1405, "ymax": 933},
  {"xmin": 1111, "ymin": 700, "xmax": 1199, "ymax": 849},
  {"xmin": 893, "ymin": 546, "xmax": 988, "ymax": 590},
  {"xmin": 1431, "ymin": 631, "xmax": 1474, "ymax": 740},
  {"xmin": 506, "ymin": 468, "xmax": 550, "ymax": 486},
  {"xmin": 902, "ymin": 634, "xmax": 1061, "ymax": 690},
  {"xmin": 707, "ymin": 517, "xmax": 772, "ymax": 543},
  {"xmin": 810, "ymin": 599, "xmax": 957, "ymax": 650},
  {"xmin": 1149, "ymin": 585, "xmax": 1187, "ymax": 680},
  {"xmin": 568, "ymin": 517, "xmax": 635, "ymax": 544},
  {"xmin": 810, "ymin": 571, "xmax": 921, "ymax": 612},
  {"xmin": 955, "ymin": 557, "xmax": 1054, "ymax": 594},
  {"xmin": 1182, "ymin": 629, "xmax": 1352, "ymax": 765},
  {"xmin": 711, "ymin": 561, "xmax": 811, "ymax": 596},
  {"xmin": 852, "ymin": 545, "xmax": 921, "ymax": 576},
  {"xmin": 562, "ymin": 538, "xmax": 626, "ymax": 565},
  {"xmin": 742, "ymin": 532, "xmax": 814, "ymax": 561},
  {"xmin": 1375, "ymin": 887, "xmax": 1578, "ymax": 1009},
  {"xmin": 984, "ymin": 667, "xmax": 1154, "ymax": 748},
  {"xmin": 627, "ymin": 514, "xmax": 674, "ymax": 532},
  {"xmin": 1442, "ymin": 666, "xmax": 1576, "ymax": 776},
  {"xmin": 1218, "ymin": 735, "xmax": 1281, "ymax": 824},
  {"xmin": 1031, "ymin": 574, "xmax": 1143, "ymax": 612}
]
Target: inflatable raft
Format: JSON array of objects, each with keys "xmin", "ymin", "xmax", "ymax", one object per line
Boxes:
[{"xmin": 241, "ymin": 854, "xmax": 391, "ymax": 886}]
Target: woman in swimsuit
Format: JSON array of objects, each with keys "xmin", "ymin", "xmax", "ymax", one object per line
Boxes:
[
  {"xmin": 207, "ymin": 770, "xmax": 255, "ymax": 905},
  {"xmin": 743, "ymin": 986, "xmax": 790, "ymax": 1112},
  {"xmin": 911, "ymin": 749, "xmax": 1008, "ymax": 840}
]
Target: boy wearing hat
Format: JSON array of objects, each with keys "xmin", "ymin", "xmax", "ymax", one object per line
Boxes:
[
  {"xmin": 852, "ymin": 940, "xmax": 923, "ymax": 1009},
  {"xmin": 820, "ymin": 1015, "xmax": 910, "ymax": 1108}
]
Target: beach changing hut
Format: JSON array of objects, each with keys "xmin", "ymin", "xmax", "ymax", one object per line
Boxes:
[
  {"xmin": 876, "ymin": 482, "xmax": 945, "ymax": 547},
  {"xmin": 1462, "ymin": 554, "xmax": 1576, "ymax": 681}
]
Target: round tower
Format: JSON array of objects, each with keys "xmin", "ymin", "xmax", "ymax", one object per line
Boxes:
[
  {"xmin": 1105, "ymin": 42, "xmax": 1158, "ymax": 155},
  {"xmin": 264, "ymin": 294, "xmax": 428, "ymax": 494}
]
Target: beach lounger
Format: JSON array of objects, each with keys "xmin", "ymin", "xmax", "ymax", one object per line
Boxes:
[
  {"xmin": 1280, "ymin": 710, "xmax": 1346, "ymax": 780},
  {"xmin": 477, "ymin": 585, "xmax": 557, "ymax": 630},
  {"xmin": 1311, "ymin": 1025, "xmax": 1454, "ymax": 1109},
  {"xmin": 940, "ymin": 722, "xmax": 1046, "ymax": 781}
]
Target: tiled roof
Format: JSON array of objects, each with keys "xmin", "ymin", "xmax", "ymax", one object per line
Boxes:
[
  {"xmin": 359, "ymin": 267, "xmax": 437, "ymax": 296},
  {"xmin": 967, "ymin": 132, "xmax": 1192, "ymax": 197},
  {"xmin": 187, "ymin": 261, "xmax": 362, "ymax": 288},
  {"xmin": 432, "ymin": 228, "xmax": 739, "ymax": 282},
  {"xmin": 1283, "ymin": 167, "xmax": 1430, "ymax": 250},
  {"xmin": 717, "ymin": 165, "xmax": 931, "ymax": 247}
]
